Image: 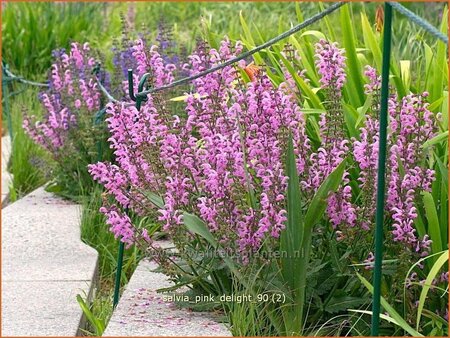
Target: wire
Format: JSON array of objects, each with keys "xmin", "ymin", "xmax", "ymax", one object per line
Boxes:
[
  {"xmin": 136, "ymin": 2, "xmax": 345, "ymax": 99},
  {"xmin": 388, "ymin": 2, "xmax": 448, "ymax": 44},
  {"xmin": 96, "ymin": 78, "xmax": 121, "ymax": 104},
  {"xmin": 2, "ymin": 66, "xmax": 49, "ymax": 88}
]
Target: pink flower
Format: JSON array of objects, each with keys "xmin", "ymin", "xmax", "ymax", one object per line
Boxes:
[
  {"xmin": 23, "ymin": 42, "xmax": 102, "ymax": 153},
  {"xmin": 315, "ymin": 39, "xmax": 346, "ymax": 92}
]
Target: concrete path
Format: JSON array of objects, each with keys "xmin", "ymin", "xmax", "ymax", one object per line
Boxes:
[
  {"xmin": 1, "ymin": 187, "xmax": 99, "ymax": 336},
  {"xmin": 103, "ymin": 259, "xmax": 231, "ymax": 336},
  {"xmin": 2, "ymin": 136, "xmax": 12, "ymax": 204}
]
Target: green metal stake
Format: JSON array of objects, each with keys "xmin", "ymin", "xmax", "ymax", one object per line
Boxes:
[
  {"xmin": 371, "ymin": 3, "xmax": 393, "ymax": 336},
  {"xmin": 113, "ymin": 240, "xmax": 125, "ymax": 308}
]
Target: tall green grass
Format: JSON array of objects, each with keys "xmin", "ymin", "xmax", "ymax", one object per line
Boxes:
[
  {"xmin": 353, "ymin": 250, "xmax": 448, "ymax": 336},
  {"xmin": 2, "ymin": 2, "xmax": 112, "ymax": 79},
  {"xmin": 7, "ymin": 88, "xmax": 48, "ymax": 200},
  {"xmin": 3, "ymin": 2, "xmax": 445, "ymax": 79}
]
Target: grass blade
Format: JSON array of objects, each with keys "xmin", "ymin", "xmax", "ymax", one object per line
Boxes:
[
  {"xmin": 416, "ymin": 250, "xmax": 448, "ymax": 330},
  {"xmin": 356, "ymin": 272, "xmax": 424, "ymax": 337},
  {"xmin": 422, "ymin": 191, "xmax": 443, "ymax": 258},
  {"xmin": 280, "ymin": 135, "xmax": 303, "ymax": 292},
  {"xmin": 340, "ymin": 5, "xmax": 364, "ymax": 107}
]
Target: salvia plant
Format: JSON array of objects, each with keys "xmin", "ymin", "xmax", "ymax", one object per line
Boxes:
[
  {"xmin": 23, "ymin": 42, "xmax": 111, "ymax": 198},
  {"xmin": 87, "ymin": 35, "xmax": 447, "ymax": 335}
]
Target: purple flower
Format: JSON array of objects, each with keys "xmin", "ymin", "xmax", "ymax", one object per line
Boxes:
[
  {"xmin": 24, "ymin": 42, "xmax": 103, "ymax": 153},
  {"xmin": 315, "ymin": 39, "xmax": 346, "ymax": 92}
]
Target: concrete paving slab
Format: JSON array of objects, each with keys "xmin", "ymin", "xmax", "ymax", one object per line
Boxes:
[
  {"xmin": 1, "ymin": 187, "xmax": 99, "ymax": 336},
  {"xmin": 2, "ymin": 189, "xmax": 98, "ymax": 281},
  {"xmin": 103, "ymin": 260, "xmax": 231, "ymax": 336},
  {"xmin": 2, "ymin": 280, "xmax": 93, "ymax": 336}
]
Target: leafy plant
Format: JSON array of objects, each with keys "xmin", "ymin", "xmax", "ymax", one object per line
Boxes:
[
  {"xmin": 76, "ymin": 294, "xmax": 106, "ymax": 336},
  {"xmin": 279, "ymin": 139, "xmax": 348, "ymax": 335},
  {"xmin": 22, "ymin": 42, "xmax": 112, "ymax": 199},
  {"xmin": 352, "ymin": 250, "xmax": 448, "ymax": 336}
]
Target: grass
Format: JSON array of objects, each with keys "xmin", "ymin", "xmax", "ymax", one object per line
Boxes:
[
  {"xmin": 1, "ymin": 2, "xmax": 112, "ymax": 79},
  {"xmin": 3, "ymin": 2, "xmax": 445, "ymax": 80},
  {"xmin": 5, "ymin": 87, "xmax": 48, "ymax": 201}
]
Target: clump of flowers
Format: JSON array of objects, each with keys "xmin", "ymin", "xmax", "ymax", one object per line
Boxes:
[
  {"xmin": 328, "ymin": 66, "xmax": 437, "ymax": 259},
  {"xmin": 23, "ymin": 42, "xmax": 109, "ymax": 196},
  {"xmin": 89, "ymin": 37, "xmax": 309, "ymax": 260},
  {"xmin": 306, "ymin": 41, "xmax": 436, "ymax": 258},
  {"xmin": 387, "ymin": 92, "xmax": 436, "ymax": 253},
  {"xmin": 90, "ymin": 38, "xmax": 440, "ymax": 271},
  {"xmin": 312, "ymin": 45, "xmax": 440, "ymax": 312},
  {"xmin": 302, "ymin": 40, "xmax": 356, "ymax": 230},
  {"xmin": 302, "ymin": 41, "xmax": 443, "ymax": 325}
]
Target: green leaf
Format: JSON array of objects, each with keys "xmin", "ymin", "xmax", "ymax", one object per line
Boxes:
[
  {"xmin": 416, "ymin": 250, "xmax": 448, "ymax": 330},
  {"xmin": 422, "ymin": 131, "xmax": 448, "ymax": 149},
  {"xmin": 318, "ymin": 2, "xmax": 337, "ymax": 41},
  {"xmin": 76, "ymin": 294, "xmax": 105, "ymax": 336},
  {"xmin": 428, "ymin": 96, "xmax": 445, "ymax": 113},
  {"xmin": 422, "ymin": 309, "xmax": 449, "ymax": 327},
  {"xmin": 289, "ymin": 35, "xmax": 319, "ymax": 86},
  {"xmin": 349, "ymin": 310, "xmax": 417, "ymax": 331},
  {"xmin": 300, "ymin": 30, "xmax": 326, "ymax": 41},
  {"xmin": 343, "ymin": 103, "xmax": 359, "ymax": 138},
  {"xmin": 182, "ymin": 212, "xmax": 242, "ymax": 281},
  {"xmin": 355, "ymin": 95, "xmax": 373, "ymax": 128},
  {"xmin": 280, "ymin": 135, "xmax": 303, "ymax": 288},
  {"xmin": 286, "ymin": 158, "xmax": 347, "ymax": 334},
  {"xmin": 239, "ymin": 11, "xmax": 255, "ymax": 46},
  {"xmin": 280, "ymin": 135, "xmax": 304, "ymax": 333},
  {"xmin": 414, "ymin": 206, "xmax": 427, "ymax": 242},
  {"xmin": 142, "ymin": 190, "xmax": 164, "ymax": 209},
  {"xmin": 183, "ymin": 212, "xmax": 216, "ymax": 245},
  {"xmin": 340, "ymin": 5, "xmax": 364, "ymax": 107},
  {"xmin": 400, "ymin": 60, "xmax": 411, "ymax": 93},
  {"xmin": 278, "ymin": 53, "xmax": 323, "ymax": 108},
  {"xmin": 440, "ymin": 91, "xmax": 448, "ymax": 131},
  {"xmin": 357, "ymin": 53, "xmax": 369, "ymax": 68},
  {"xmin": 431, "ymin": 7, "xmax": 448, "ymax": 103},
  {"xmin": 239, "ymin": 12, "xmax": 263, "ymax": 65},
  {"xmin": 304, "ymin": 158, "xmax": 347, "ymax": 230},
  {"xmin": 301, "ymin": 109, "xmax": 326, "ymax": 115},
  {"xmin": 402, "ymin": 250, "xmax": 447, "ymax": 310},
  {"xmin": 356, "ymin": 273, "xmax": 424, "ymax": 337},
  {"xmin": 435, "ymin": 150, "xmax": 449, "ymax": 187},
  {"xmin": 422, "ymin": 191, "xmax": 443, "ymax": 257},
  {"xmin": 360, "ymin": 12, "xmax": 381, "ymax": 70}
]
